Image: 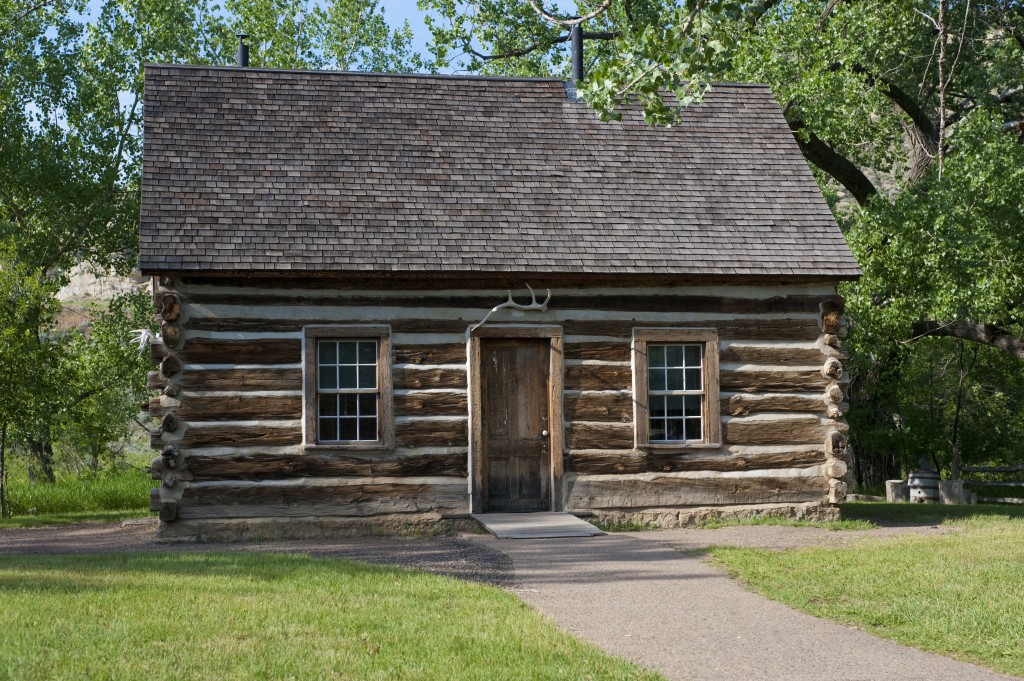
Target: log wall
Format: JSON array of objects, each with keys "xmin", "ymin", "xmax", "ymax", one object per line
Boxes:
[{"xmin": 147, "ymin": 278, "xmax": 852, "ymax": 532}]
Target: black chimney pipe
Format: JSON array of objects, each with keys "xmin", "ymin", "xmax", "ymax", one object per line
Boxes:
[
  {"xmin": 571, "ymin": 24, "xmax": 583, "ymax": 85},
  {"xmin": 236, "ymin": 33, "xmax": 249, "ymax": 67}
]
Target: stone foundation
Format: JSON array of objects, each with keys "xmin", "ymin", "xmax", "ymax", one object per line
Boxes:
[
  {"xmin": 155, "ymin": 513, "xmax": 481, "ymax": 543},
  {"xmin": 587, "ymin": 502, "xmax": 840, "ymax": 529}
]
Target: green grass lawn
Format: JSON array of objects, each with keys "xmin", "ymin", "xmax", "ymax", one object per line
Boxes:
[
  {"xmin": 841, "ymin": 501, "xmax": 1024, "ymax": 524},
  {"xmin": 712, "ymin": 514, "xmax": 1024, "ymax": 676},
  {"xmin": 2, "ymin": 460, "xmax": 150, "ymax": 525},
  {"xmin": 0, "ymin": 552, "xmax": 663, "ymax": 681}
]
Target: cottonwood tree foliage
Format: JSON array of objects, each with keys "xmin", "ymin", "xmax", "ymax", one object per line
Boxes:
[
  {"xmin": 422, "ymin": 0, "xmax": 1024, "ymax": 483},
  {"xmin": 0, "ymin": 0, "xmax": 423, "ymax": 506}
]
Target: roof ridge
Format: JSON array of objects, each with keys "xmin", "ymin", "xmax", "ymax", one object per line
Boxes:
[{"xmin": 142, "ymin": 63, "xmax": 772, "ymax": 89}]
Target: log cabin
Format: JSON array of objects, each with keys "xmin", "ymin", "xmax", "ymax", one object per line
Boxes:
[{"xmin": 141, "ymin": 64, "xmax": 861, "ymax": 540}]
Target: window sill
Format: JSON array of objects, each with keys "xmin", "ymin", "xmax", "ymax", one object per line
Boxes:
[
  {"xmin": 303, "ymin": 442, "xmax": 393, "ymax": 454},
  {"xmin": 638, "ymin": 441, "xmax": 722, "ymax": 452}
]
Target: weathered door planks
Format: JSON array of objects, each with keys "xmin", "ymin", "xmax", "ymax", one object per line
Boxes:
[{"xmin": 481, "ymin": 339, "xmax": 550, "ymax": 512}]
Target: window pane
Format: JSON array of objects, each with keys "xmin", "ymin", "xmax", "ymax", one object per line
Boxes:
[
  {"xmin": 684, "ymin": 345, "xmax": 702, "ymax": 366},
  {"xmin": 339, "ymin": 418, "xmax": 358, "ymax": 441},
  {"xmin": 649, "ymin": 345, "xmax": 665, "ymax": 368},
  {"xmin": 666, "ymin": 368, "xmax": 685, "ymax": 390},
  {"xmin": 684, "ymin": 395, "xmax": 702, "ymax": 417},
  {"xmin": 338, "ymin": 341, "xmax": 357, "ymax": 364},
  {"xmin": 319, "ymin": 395, "xmax": 338, "ymax": 417},
  {"xmin": 685, "ymin": 368, "xmax": 702, "ymax": 391},
  {"xmin": 319, "ymin": 366, "xmax": 337, "ymax": 390},
  {"xmin": 666, "ymin": 419, "xmax": 684, "ymax": 441},
  {"xmin": 319, "ymin": 418, "xmax": 338, "ymax": 441},
  {"xmin": 340, "ymin": 394, "xmax": 358, "ymax": 416},
  {"xmin": 358, "ymin": 341, "xmax": 377, "ymax": 364},
  {"xmin": 685, "ymin": 418, "xmax": 702, "ymax": 441},
  {"xmin": 649, "ymin": 419, "xmax": 666, "ymax": 441},
  {"xmin": 338, "ymin": 365, "xmax": 357, "ymax": 389},
  {"xmin": 666, "ymin": 395, "xmax": 684, "ymax": 418},
  {"xmin": 649, "ymin": 395, "xmax": 666, "ymax": 417},
  {"xmin": 666, "ymin": 345, "xmax": 684, "ymax": 367},
  {"xmin": 649, "ymin": 368, "xmax": 665, "ymax": 391},
  {"xmin": 359, "ymin": 417, "xmax": 378, "ymax": 441},
  {"xmin": 358, "ymin": 365, "xmax": 377, "ymax": 390},
  {"xmin": 359, "ymin": 394, "xmax": 377, "ymax": 418},
  {"xmin": 319, "ymin": 341, "xmax": 337, "ymax": 365}
]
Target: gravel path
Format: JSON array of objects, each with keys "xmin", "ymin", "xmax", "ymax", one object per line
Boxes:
[
  {"xmin": 0, "ymin": 520, "xmax": 513, "ymax": 586},
  {"xmin": 488, "ymin": 529, "xmax": 1019, "ymax": 681}
]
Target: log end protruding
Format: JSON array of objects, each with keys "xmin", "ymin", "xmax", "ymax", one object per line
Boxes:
[
  {"xmin": 159, "ymin": 355, "xmax": 182, "ymax": 379},
  {"xmin": 150, "ymin": 457, "xmax": 164, "ymax": 480},
  {"xmin": 149, "ymin": 488, "xmax": 160, "ymax": 512},
  {"xmin": 161, "ymin": 413, "xmax": 180, "ymax": 433},
  {"xmin": 828, "ymin": 478, "xmax": 847, "ymax": 504},
  {"xmin": 157, "ymin": 275, "xmax": 174, "ymax": 289},
  {"xmin": 821, "ymin": 357, "xmax": 844, "ymax": 380},
  {"xmin": 160, "ymin": 293, "xmax": 181, "ymax": 322},
  {"xmin": 824, "ymin": 458, "xmax": 848, "ymax": 479},
  {"xmin": 161, "ymin": 444, "xmax": 179, "ymax": 470},
  {"xmin": 826, "ymin": 430, "xmax": 850, "ymax": 463},
  {"xmin": 823, "ymin": 333, "xmax": 842, "ymax": 349},
  {"xmin": 161, "ymin": 321, "xmax": 182, "ymax": 349},
  {"xmin": 158, "ymin": 501, "xmax": 179, "ymax": 522},
  {"xmin": 820, "ymin": 300, "xmax": 844, "ymax": 334}
]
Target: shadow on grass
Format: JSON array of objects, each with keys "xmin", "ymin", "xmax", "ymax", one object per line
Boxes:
[
  {"xmin": 0, "ymin": 551, "xmax": 410, "ymax": 595},
  {"xmin": 0, "ymin": 510, "xmax": 150, "ymax": 528},
  {"xmin": 841, "ymin": 501, "xmax": 1024, "ymax": 525}
]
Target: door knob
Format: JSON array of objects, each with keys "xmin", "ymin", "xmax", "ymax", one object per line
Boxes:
[{"xmin": 542, "ymin": 430, "xmax": 549, "ymax": 437}]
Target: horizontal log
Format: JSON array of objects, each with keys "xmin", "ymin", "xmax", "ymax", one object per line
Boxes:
[
  {"xmin": 185, "ymin": 452, "xmax": 468, "ymax": 481},
  {"xmin": 720, "ymin": 369, "xmax": 829, "ymax": 393},
  {"xmin": 393, "ymin": 343, "xmax": 466, "ymax": 365},
  {"xmin": 182, "ymin": 338, "xmax": 301, "ymax": 364},
  {"xmin": 178, "ymin": 425, "xmax": 303, "ymax": 448},
  {"xmin": 724, "ymin": 416, "xmax": 837, "ymax": 446},
  {"xmin": 187, "ymin": 317, "xmax": 822, "ymax": 340},
  {"xmin": 567, "ymin": 450, "xmax": 647, "ymax": 475},
  {"xmin": 393, "ymin": 367, "xmax": 467, "ymax": 390},
  {"xmin": 565, "ymin": 364, "xmax": 632, "ymax": 392},
  {"xmin": 562, "ymin": 318, "xmax": 821, "ymax": 341},
  {"xmin": 567, "ymin": 471, "xmax": 828, "ymax": 509},
  {"xmin": 186, "ymin": 292, "xmax": 837, "ymax": 315},
  {"xmin": 567, "ymin": 446, "xmax": 828, "ymax": 475},
  {"xmin": 150, "ymin": 395, "xmax": 302, "ymax": 421},
  {"xmin": 394, "ymin": 392, "xmax": 468, "ymax": 417},
  {"xmin": 564, "ymin": 392, "xmax": 633, "ymax": 422},
  {"xmin": 646, "ymin": 447, "xmax": 827, "ymax": 473},
  {"xmin": 148, "ymin": 371, "xmax": 167, "ymax": 391},
  {"xmin": 568, "ymin": 422, "xmax": 634, "ymax": 450},
  {"xmin": 395, "ymin": 419, "xmax": 468, "ymax": 448},
  {"xmin": 721, "ymin": 393, "xmax": 827, "ymax": 416},
  {"xmin": 719, "ymin": 345, "xmax": 827, "ymax": 365},
  {"xmin": 177, "ymin": 477, "xmax": 468, "ymax": 519},
  {"xmin": 564, "ymin": 342, "xmax": 631, "ymax": 362},
  {"xmin": 180, "ymin": 368, "xmax": 303, "ymax": 392}
]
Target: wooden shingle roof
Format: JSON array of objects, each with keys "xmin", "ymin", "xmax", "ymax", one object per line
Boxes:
[{"xmin": 139, "ymin": 64, "xmax": 860, "ymax": 279}]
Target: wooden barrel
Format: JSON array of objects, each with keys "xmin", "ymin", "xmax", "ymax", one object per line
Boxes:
[{"xmin": 908, "ymin": 469, "xmax": 940, "ymax": 503}]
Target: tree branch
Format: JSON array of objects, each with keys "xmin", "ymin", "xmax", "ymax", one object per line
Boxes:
[
  {"xmin": 912, "ymin": 321, "xmax": 1024, "ymax": 359},
  {"xmin": 788, "ymin": 118, "xmax": 879, "ymax": 206},
  {"xmin": 463, "ymin": 31, "xmax": 618, "ymax": 62},
  {"xmin": 527, "ymin": 0, "xmax": 614, "ymax": 27},
  {"xmin": 839, "ymin": 62, "xmax": 938, "ymax": 143}
]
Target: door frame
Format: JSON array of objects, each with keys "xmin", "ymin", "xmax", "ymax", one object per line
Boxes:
[{"xmin": 467, "ymin": 325, "xmax": 564, "ymax": 514}]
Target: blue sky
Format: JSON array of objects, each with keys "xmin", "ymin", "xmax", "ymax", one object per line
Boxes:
[{"xmin": 380, "ymin": 0, "xmax": 434, "ymax": 57}]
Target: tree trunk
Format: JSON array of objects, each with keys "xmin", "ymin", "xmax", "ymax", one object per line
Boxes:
[
  {"xmin": 27, "ymin": 439, "xmax": 55, "ymax": 484},
  {"xmin": 0, "ymin": 423, "xmax": 8, "ymax": 517}
]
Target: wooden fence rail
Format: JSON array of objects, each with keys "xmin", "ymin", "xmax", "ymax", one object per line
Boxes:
[{"xmin": 961, "ymin": 466, "xmax": 1024, "ymax": 505}]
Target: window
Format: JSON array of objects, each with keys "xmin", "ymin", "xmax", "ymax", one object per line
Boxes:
[
  {"xmin": 304, "ymin": 326, "xmax": 392, "ymax": 448},
  {"xmin": 633, "ymin": 328, "xmax": 720, "ymax": 448}
]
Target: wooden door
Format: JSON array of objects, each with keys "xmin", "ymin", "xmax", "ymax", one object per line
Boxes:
[{"xmin": 481, "ymin": 339, "xmax": 550, "ymax": 512}]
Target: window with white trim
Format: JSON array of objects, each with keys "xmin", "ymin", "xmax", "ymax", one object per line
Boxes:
[
  {"xmin": 304, "ymin": 326, "xmax": 392, "ymax": 448},
  {"xmin": 633, "ymin": 328, "xmax": 721, "ymax": 447}
]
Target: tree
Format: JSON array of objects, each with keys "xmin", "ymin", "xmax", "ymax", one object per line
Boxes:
[
  {"xmin": 421, "ymin": 0, "xmax": 1024, "ymax": 482},
  {"xmin": 0, "ymin": 0, "xmax": 425, "ymax": 490}
]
